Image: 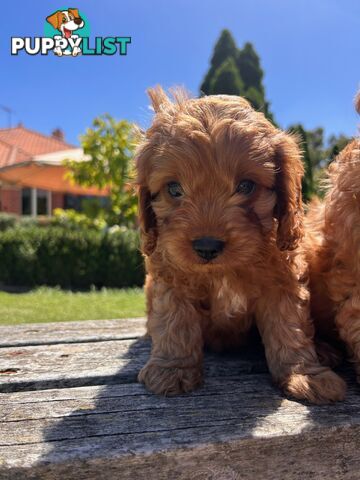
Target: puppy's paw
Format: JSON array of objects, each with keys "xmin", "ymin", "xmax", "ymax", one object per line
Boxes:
[
  {"xmin": 138, "ymin": 361, "xmax": 202, "ymax": 396},
  {"xmin": 282, "ymin": 369, "xmax": 346, "ymax": 404},
  {"xmin": 72, "ymin": 47, "xmax": 82, "ymax": 56},
  {"xmin": 316, "ymin": 340, "xmax": 343, "ymax": 368}
]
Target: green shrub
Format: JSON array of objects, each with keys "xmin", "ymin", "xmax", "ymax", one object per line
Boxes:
[
  {"xmin": 50, "ymin": 208, "xmax": 107, "ymax": 230},
  {"xmin": 0, "ymin": 213, "xmax": 17, "ymax": 231},
  {"xmin": 18, "ymin": 216, "xmax": 45, "ymax": 229},
  {"xmin": 0, "ymin": 210, "xmax": 107, "ymax": 232},
  {"xmin": 0, "ymin": 226, "xmax": 144, "ymax": 289}
]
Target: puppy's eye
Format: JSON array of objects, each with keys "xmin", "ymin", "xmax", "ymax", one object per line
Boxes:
[
  {"xmin": 167, "ymin": 182, "xmax": 183, "ymax": 198},
  {"xmin": 62, "ymin": 16, "xmax": 67, "ymax": 23},
  {"xmin": 236, "ymin": 179, "xmax": 256, "ymax": 195}
]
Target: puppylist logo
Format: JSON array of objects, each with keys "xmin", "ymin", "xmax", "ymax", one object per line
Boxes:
[{"xmin": 11, "ymin": 8, "xmax": 131, "ymax": 57}]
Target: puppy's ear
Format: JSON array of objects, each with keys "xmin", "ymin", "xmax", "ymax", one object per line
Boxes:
[
  {"xmin": 273, "ymin": 133, "xmax": 304, "ymax": 251},
  {"xmin": 46, "ymin": 11, "xmax": 62, "ymax": 30},
  {"xmin": 68, "ymin": 8, "xmax": 80, "ymax": 18},
  {"xmin": 138, "ymin": 186, "xmax": 157, "ymax": 256},
  {"xmin": 147, "ymin": 85, "xmax": 171, "ymax": 113}
]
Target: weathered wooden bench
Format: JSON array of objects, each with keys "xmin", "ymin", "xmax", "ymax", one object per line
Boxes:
[{"xmin": 0, "ymin": 318, "xmax": 360, "ymax": 480}]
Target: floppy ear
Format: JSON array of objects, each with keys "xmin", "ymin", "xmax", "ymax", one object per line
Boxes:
[
  {"xmin": 273, "ymin": 133, "xmax": 304, "ymax": 251},
  {"xmin": 136, "ymin": 85, "xmax": 173, "ymax": 255},
  {"xmin": 138, "ymin": 186, "xmax": 157, "ymax": 256},
  {"xmin": 68, "ymin": 8, "xmax": 80, "ymax": 18},
  {"xmin": 46, "ymin": 11, "xmax": 62, "ymax": 30}
]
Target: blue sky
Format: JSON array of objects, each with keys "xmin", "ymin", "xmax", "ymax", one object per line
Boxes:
[{"xmin": 0, "ymin": 0, "xmax": 359, "ymax": 145}]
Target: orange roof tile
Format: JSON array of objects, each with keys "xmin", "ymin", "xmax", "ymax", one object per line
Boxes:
[
  {"xmin": 0, "ymin": 140, "xmax": 30, "ymax": 168},
  {"xmin": 0, "ymin": 126, "xmax": 108, "ymax": 196},
  {"xmin": 0, "ymin": 126, "xmax": 74, "ymax": 168},
  {"xmin": 0, "ymin": 141, "xmax": 13, "ymax": 168}
]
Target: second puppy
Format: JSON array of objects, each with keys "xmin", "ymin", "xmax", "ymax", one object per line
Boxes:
[
  {"xmin": 306, "ymin": 92, "xmax": 360, "ymax": 380},
  {"xmin": 136, "ymin": 86, "xmax": 346, "ymax": 403}
]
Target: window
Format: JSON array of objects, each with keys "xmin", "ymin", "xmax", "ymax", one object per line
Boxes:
[
  {"xmin": 21, "ymin": 188, "xmax": 51, "ymax": 216},
  {"xmin": 64, "ymin": 194, "xmax": 82, "ymax": 211},
  {"xmin": 22, "ymin": 188, "xmax": 31, "ymax": 215},
  {"xmin": 64, "ymin": 195, "xmax": 109, "ymax": 212},
  {"xmin": 37, "ymin": 189, "xmax": 48, "ymax": 215}
]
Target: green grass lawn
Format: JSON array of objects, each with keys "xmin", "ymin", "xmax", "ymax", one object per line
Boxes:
[{"xmin": 0, "ymin": 287, "xmax": 145, "ymax": 325}]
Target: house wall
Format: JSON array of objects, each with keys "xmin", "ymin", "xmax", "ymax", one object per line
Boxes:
[
  {"xmin": 0, "ymin": 186, "xmax": 21, "ymax": 214},
  {"xmin": 52, "ymin": 192, "xmax": 64, "ymax": 210},
  {"xmin": 0, "ymin": 186, "xmax": 65, "ymax": 215}
]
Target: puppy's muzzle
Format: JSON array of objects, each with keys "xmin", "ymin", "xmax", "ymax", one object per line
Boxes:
[
  {"xmin": 74, "ymin": 17, "xmax": 83, "ymax": 25},
  {"xmin": 192, "ymin": 237, "xmax": 225, "ymax": 261}
]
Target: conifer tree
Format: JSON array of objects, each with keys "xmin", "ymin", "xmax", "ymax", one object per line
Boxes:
[
  {"xmin": 209, "ymin": 57, "xmax": 244, "ymax": 96},
  {"xmin": 236, "ymin": 42, "xmax": 264, "ymax": 93},
  {"xmin": 200, "ymin": 30, "xmax": 275, "ymax": 122},
  {"xmin": 200, "ymin": 30, "xmax": 238, "ymax": 95},
  {"xmin": 289, "ymin": 124, "xmax": 314, "ymax": 202}
]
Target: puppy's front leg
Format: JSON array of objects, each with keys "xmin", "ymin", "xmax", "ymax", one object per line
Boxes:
[
  {"xmin": 335, "ymin": 294, "xmax": 360, "ymax": 381},
  {"xmin": 256, "ymin": 290, "xmax": 346, "ymax": 404},
  {"xmin": 138, "ymin": 282, "xmax": 203, "ymax": 396}
]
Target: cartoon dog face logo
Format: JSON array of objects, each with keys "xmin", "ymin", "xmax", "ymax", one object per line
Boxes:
[
  {"xmin": 46, "ymin": 8, "xmax": 84, "ymax": 56},
  {"xmin": 46, "ymin": 8, "xmax": 84, "ymax": 38}
]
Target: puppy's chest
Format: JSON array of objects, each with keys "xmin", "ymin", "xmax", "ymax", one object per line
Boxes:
[{"xmin": 210, "ymin": 277, "xmax": 257, "ymax": 319}]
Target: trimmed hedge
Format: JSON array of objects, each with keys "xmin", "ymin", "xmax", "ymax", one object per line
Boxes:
[
  {"xmin": 0, "ymin": 226, "xmax": 144, "ymax": 289},
  {"xmin": 0, "ymin": 213, "xmax": 17, "ymax": 231}
]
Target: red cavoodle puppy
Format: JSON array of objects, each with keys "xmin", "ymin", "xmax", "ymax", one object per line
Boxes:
[
  {"xmin": 135, "ymin": 86, "xmax": 346, "ymax": 404},
  {"xmin": 305, "ymin": 91, "xmax": 360, "ymax": 381}
]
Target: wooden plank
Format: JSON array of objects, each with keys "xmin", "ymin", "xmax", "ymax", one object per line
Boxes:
[
  {"xmin": 2, "ymin": 428, "xmax": 359, "ymax": 480},
  {"xmin": 1, "ymin": 319, "xmax": 359, "ymax": 479},
  {"xmin": 1, "ymin": 379, "xmax": 359, "ymax": 445},
  {"xmin": 0, "ymin": 378, "xmax": 359, "ymax": 479},
  {"xmin": 0, "ymin": 318, "xmax": 147, "ymax": 347},
  {"xmin": 2, "ymin": 428, "xmax": 360, "ymax": 480},
  {"xmin": 0, "ymin": 337, "xmax": 267, "ymax": 392},
  {"xmin": 0, "ymin": 377, "xmax": 276, "ymax": 423}
]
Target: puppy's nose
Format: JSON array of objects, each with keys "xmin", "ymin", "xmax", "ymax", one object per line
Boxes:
[
  {"xmin": 74, "ymin": 17, "xmax": 83, "ymax": 25},
  {"xmin": 192, "ymin": 237, "xmax": 225, "ymax": 260}
]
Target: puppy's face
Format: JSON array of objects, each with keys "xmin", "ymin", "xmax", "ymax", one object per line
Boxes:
[
  {"xmin": 136, "ymin": 88, "xmax": 304, "ymax": 273},
  {"xmin": 46, "ymin": 9, "xmax": 84, "ymax": 37}
]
